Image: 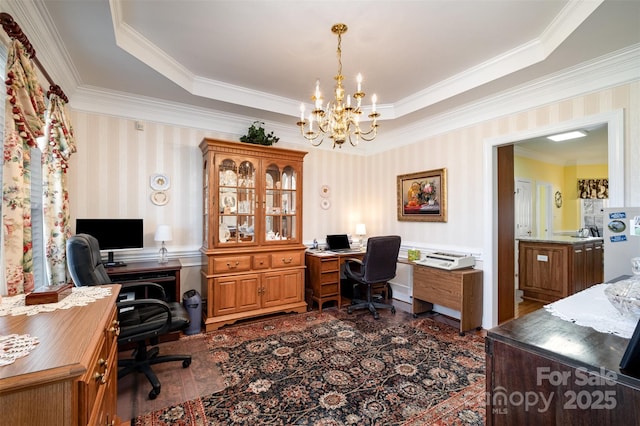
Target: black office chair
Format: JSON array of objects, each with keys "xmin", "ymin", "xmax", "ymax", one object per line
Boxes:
[
  {"xmin": 66, "ymin": 233, "xmax": 192, "ymax": 399},
  {"xmin": 343, "ymin": 235, "xmax": 401, "ymax": 319}
]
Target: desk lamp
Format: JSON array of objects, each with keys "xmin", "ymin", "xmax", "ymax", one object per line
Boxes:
[
  {"xmin": 355, "ymin": 223, "xmax": 367, "ymax": 249},
  {"xmin": 154, "ymin": 225, "xmax": 172, "ymax": 264}
]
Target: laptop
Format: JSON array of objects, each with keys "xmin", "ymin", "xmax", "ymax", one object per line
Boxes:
[{"xmin": 326, "ymin": 234, "xmax": 360, "ymax": 252}]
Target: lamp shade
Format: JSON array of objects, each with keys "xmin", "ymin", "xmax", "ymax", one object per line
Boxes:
[
  {"xmin": 355, "ymin": 223, "xmax": 367, "ymax": 235},
  {"xmin": 154, "ymin": 225, "xmax": 172, "ymax": 242}
]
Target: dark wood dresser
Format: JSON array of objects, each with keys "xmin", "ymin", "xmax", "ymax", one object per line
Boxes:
[{"xmin": 486, "ymin": 308, "xmax": 640, "ymax": 425}]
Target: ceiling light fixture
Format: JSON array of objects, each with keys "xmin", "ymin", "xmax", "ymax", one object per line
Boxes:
[
  {"xmin": 547, "ymin": 130, "xmax": 587, "ymax": 142},
  {"xmin": 297, "ymin": 23, "xmax": 380, "ymax": 149}
]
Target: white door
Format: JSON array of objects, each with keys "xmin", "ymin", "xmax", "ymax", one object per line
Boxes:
[
  {"xmin": 515, "ymin": 179, "xmax": 534, "ymax": 238},
  {"xmin": 515, "ymin": 178, "xmax": 533, "ymax": 295}
]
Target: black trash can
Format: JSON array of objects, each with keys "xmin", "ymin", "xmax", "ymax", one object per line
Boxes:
[{"xmin": 182, "ymin": 290, "xmax": 202, "ymax": 335}]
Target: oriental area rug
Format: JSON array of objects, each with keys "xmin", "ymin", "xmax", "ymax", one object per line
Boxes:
[{"xmin": 132, "ymin": 309, "xmax": 486, "ymax": 425}]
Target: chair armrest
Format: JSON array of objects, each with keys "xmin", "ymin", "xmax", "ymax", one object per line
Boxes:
[
  {"xmin": 116, "ymin": 298, "xmax": 173, "ymax": 343},
  {"xmin": 343, "ymin": 258, "xmax": 364, "ymax": 276},
  {"xmin": 119, "ymin": 281, "xmax": 168, "ymax": 301}
]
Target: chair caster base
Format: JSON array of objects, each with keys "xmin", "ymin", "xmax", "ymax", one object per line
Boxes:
[
  {"xmin": 183, "ymin": 359, "xmax": 192, "ymax": 368},
  {"xmin": 149, "ymin": 385, "xmax": 161, "ymax": 400}
]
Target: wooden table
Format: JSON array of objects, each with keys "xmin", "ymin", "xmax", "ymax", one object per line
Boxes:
[
  {"xmin": 486, "ymin": 308, "xmax": 640, "ymax": 424},
  {"xmin": 0, "ymin": 285, "xmax": 121, "ymax": 425}
]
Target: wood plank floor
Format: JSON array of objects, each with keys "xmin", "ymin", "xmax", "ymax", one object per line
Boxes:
[{"xmin": 515, "ymin": 299, "xmax": 545, "ymax": 318}]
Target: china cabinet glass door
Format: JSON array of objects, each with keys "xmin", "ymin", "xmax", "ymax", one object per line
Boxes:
[
  {"xmin": 265, "ymin": 163, "xmax": 298, "ymax": 243},
  {"xmin": 218, "ymin": 157, "xmax": 256, "ymax": 245}
]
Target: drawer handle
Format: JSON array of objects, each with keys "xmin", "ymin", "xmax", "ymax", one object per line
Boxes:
[
  {"xmin": 281, "ymin": 257, "xmax": 293, "ymax": 264},
  {"xmin": 227, "ymin": 261, "xmax": 240, "ymax": 269},
  {"xmin": 94, "ymin": 368, "xmax": 108, "ymax": 384},
  {"xmin": 108, "ymin": 320, "xmax": 120, "ymax": 337}
]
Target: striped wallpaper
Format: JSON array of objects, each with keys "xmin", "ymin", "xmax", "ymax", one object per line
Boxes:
[{"xmin": 67, "ymin": 81, "xmax": 640, "ymax": 318}]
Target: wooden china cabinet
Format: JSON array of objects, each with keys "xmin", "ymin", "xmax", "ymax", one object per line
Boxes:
[{"xmin": 199, "ymin": 138, "xmax": 308, "ymax": 331}]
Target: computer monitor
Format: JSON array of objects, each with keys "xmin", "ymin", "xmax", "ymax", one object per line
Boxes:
[{"xmin": 75, "ymin": 218, "xmax": 144, "ymax": 267}]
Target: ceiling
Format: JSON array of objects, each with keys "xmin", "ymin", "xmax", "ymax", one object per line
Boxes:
[{"xmin": 10, "ymin": 0, "xmax": 640, "ymax": 157}]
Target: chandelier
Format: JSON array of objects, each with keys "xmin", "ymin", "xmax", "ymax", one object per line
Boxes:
[{"xmin": 296, "ymin": 23, "xmax": 380, "ymax": 149}]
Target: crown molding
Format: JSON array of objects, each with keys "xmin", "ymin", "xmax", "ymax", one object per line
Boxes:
[
  {"xmin": 69, "ymin": 44, "xmax": 639, "ymax": 156},
  {"xmin": 368, "ymin": 44, "xmax": 640, "ymax": 155},
  {"xmin": 108, "ymin": 0, "xmax": 601, "ymax": 121}
]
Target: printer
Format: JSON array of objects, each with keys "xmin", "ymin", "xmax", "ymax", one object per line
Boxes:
[{"xmin": 414, "ymin": 251, "xmax": 475, "ymax": 270}]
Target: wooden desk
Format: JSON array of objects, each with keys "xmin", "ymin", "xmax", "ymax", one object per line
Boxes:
[
  {"xmin": 412, "ymin": 264, "xmax": 483, "ymax": 334},
  {"xmin": 105, "ymin": 259, "xmax": 182, "ymax": 302},
  {"xmin": 305, "ymin": 250, "xmax": 366, "ymax": 312},
  {"xmin": 486, "ymin": 308, "xmax": 640, "ymax": 424},
  {"xmin": 0, "ymin": 285, "xmax": 121, "ymax": 426}
]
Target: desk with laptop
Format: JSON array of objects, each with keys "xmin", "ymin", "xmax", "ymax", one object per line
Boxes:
[{"xmin": 305, "ymin": 234, "xmax": 367, "ymax": 312}]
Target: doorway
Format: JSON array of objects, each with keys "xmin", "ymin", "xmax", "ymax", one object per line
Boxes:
[{"xmin": 485, "ymin": 110, "xmax": 624, "ymax": 327}]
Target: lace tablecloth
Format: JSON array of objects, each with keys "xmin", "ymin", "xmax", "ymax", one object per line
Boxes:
[
  {"xmin": 0, "ymin": 286, "xmax": 112, "ymax": 317},
  {"xmin": 544, "ymin": 283, "xmax": 638, "ymax": 338},
  {"xmin": 0, "ymin": 334, "xmax": 39, "ymax": 366}
]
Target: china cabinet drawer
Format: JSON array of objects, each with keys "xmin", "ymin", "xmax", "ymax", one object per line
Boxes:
[
  {"xmin": 213, "ymin": 256, "xmax": 252, "ymax": 273},
  {"xmin": 271, "ymin": 251, "xmax": 303, "ymax": 268},
  {"xmin": 253, "ymin": 254, "xmax": 270, "ymax": 270}
]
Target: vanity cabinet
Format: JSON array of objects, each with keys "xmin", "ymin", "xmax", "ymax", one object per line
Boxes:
[
  {"xmin": 518, "ymin": 239, "xmax": 603, "ymax": 303},
  {"xmin": 200, "ymin": 139, "xmax": 308, "ymax": 331}
]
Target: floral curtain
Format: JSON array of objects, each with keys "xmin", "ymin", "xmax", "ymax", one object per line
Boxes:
[
  {"xmin": 2, "ymin": 40, "xmax": 46, "ymax": 295},
  {"xmin": 42, "ymin": 93, "xmax": 76, "ymax": 285}
]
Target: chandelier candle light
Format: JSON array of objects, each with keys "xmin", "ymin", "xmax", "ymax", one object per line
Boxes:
[
  {"xmin": 154, "ymin": 225, "xmax": 172, "ymax": 264},
  {"xmin": 297, "ymin": 23, "xmax": 380, "ymax": 148}
]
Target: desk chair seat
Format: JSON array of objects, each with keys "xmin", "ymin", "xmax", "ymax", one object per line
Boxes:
[
  {"xmin": 343, "ymin": 235, "xmax": 401, "ymax": 319},
  {"xmin": 67, "ymin": 233, "xmax": 192, "ymax": 400}
]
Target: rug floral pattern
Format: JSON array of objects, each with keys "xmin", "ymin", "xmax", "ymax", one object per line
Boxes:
[{"xmin": 133, "ymin": 310, "xmax": 485, "ymax": 425}]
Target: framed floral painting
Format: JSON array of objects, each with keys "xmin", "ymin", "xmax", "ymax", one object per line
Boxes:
[{"xmin": 397, "ymin": 168, "xmax": 447, "ymax": 222}]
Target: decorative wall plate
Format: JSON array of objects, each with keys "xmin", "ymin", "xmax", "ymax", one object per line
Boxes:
[
  {"xmin": 150, "ymin": 173, "xmax": 170, "ymax": 191},
  {"xmin": 320, "ymin": 184, "xmax": 331, "ymax": 198},
  {"xmin": 151, "ymin": 190, "xmax": 169, "ymax": 206},
  {"xmin": 321, "ymin": 199, "xmax": 331, "ymax": 210}
]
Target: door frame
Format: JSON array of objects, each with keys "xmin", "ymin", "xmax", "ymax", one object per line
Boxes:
[{"xmin": 483, "ymin": 110, "xmax": 624, "ymax": 328}]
